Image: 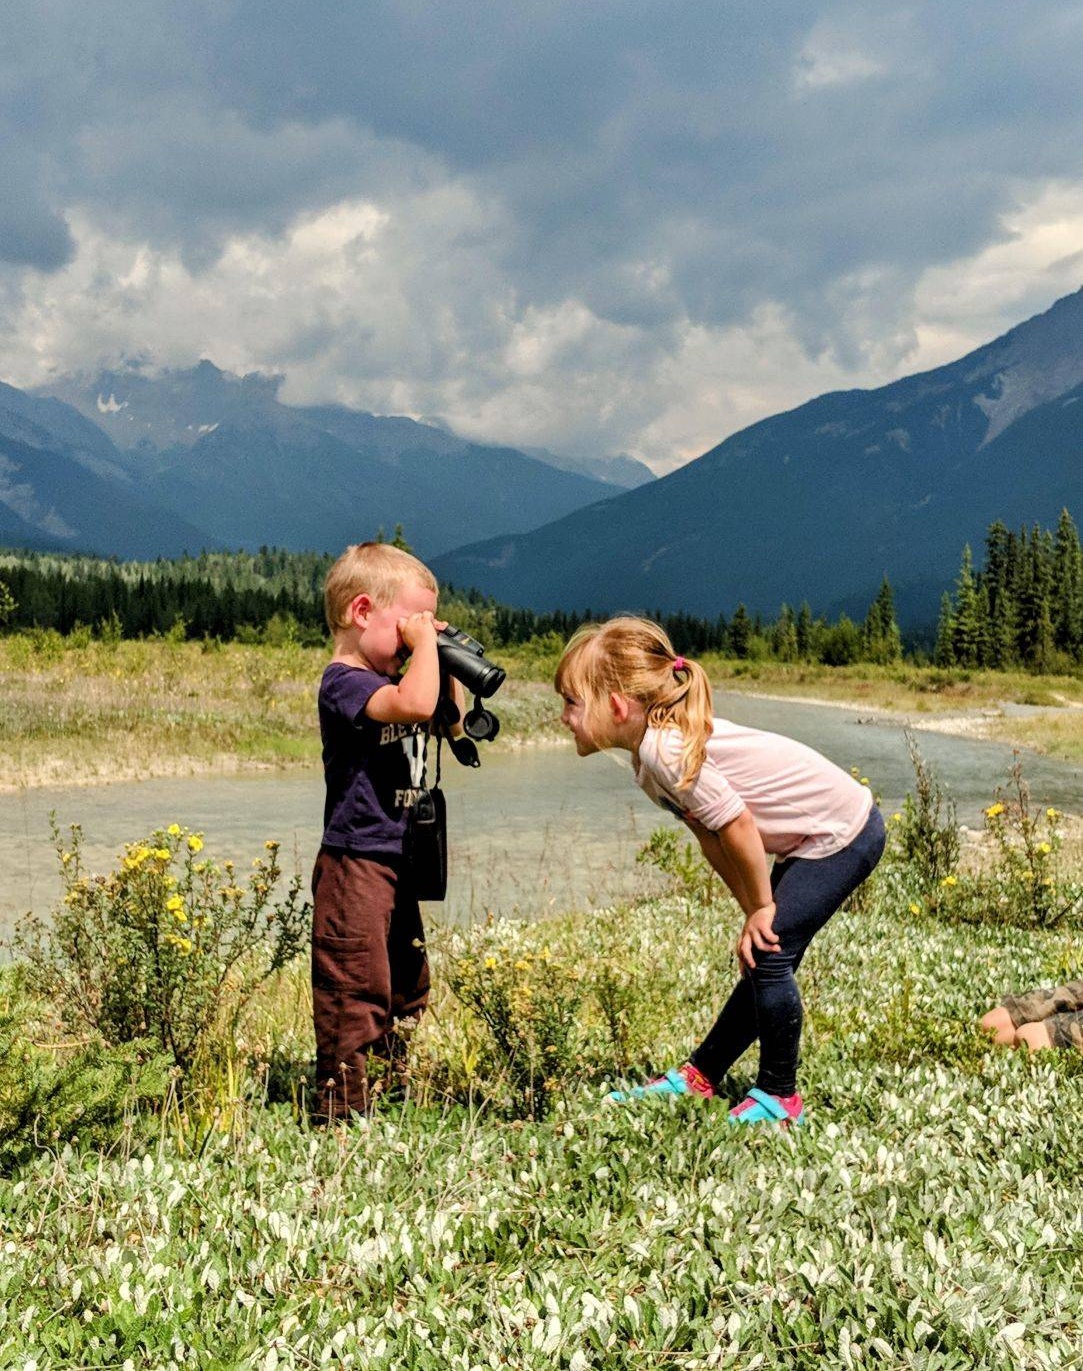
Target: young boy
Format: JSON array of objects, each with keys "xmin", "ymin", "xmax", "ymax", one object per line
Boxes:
[{"xmin": 311, "ymin": 541, "xmax": 448, "ymax": 1121}]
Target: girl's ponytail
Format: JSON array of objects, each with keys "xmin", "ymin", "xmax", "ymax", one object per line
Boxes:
[{"xmin": 646, "ymin": 654, "xmax": 714, "ymax": 790}]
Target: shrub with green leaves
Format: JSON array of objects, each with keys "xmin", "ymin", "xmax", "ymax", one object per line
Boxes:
[
  {"xmin": 635, "ymin": 825, "xmax": 718, "ymax": 907},
  {"xmin": 15, "ymin": 823, "xmax": 310, "ymax": 1081},
  {"xmin": 894, "ymin": 733, "xmax": 960, "ymax": 901},
  {"xmin": 0, "ymin": 972, "xmax": 168, "ymax": 1174},
  {"xmin": 447, "ymin": 923, "xmax": 583, "ymax": 1119}
]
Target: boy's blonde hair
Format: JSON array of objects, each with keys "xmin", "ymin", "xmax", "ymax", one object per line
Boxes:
[
  {"xmin": 324, "ymin": 542, "xmax": 439, "ymax": 632},
  {"xmin": 555, "ymin": 616, "xmax": 714, "ymax": 789}
]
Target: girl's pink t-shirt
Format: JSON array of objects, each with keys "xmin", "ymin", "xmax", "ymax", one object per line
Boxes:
[{"xmin": 635, "ymin": 720, "xmax": 873, "ymax": 860}]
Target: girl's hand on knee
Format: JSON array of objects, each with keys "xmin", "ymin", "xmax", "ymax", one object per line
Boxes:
[{"xmin": 737, "ymin": 903, "xmax": 780, "ymax": 970}]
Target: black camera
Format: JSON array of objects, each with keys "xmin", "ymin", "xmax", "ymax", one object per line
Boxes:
[{"xmin": 436, "ymin": 625, "xmax": 506, "ymax": 758}]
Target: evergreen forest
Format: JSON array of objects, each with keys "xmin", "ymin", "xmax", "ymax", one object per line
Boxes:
[{"xmin": 0, "ymin": 509, "xmax": 1079, "ymax": 670}]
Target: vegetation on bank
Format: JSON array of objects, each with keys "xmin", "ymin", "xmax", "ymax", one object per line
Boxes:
[
  {"xmin": 1, "ymin": 507, "xmax": 1080, "ymax": 674},
  {"xmin": 0, "ymin": 750, "xmax": 1081, "ymax": 1367},
  {"xmin": 1, "ymin": 629, "xmax": 1082, "ymax": 794}
]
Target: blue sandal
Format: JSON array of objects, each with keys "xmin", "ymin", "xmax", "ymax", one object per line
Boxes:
[
  {"xmin": 605, "ymin": 1068, "xmax": 694, "ymax": 1103},
  {"xmin": 728, "ymin": 1087, "xmax": 805, "ymax": 1127}
]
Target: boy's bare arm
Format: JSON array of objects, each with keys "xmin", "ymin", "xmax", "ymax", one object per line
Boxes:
[{"xmin": 365, "ymin": 614, "xmax": 444, "ymax": 724}]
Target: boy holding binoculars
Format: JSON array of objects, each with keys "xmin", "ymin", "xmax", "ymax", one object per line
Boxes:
[{"xmin": 310, "ymin": 541, "xmax": 453, "ymax": 1122}]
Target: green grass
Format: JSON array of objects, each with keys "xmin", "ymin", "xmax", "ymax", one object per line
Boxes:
[{"xmin": 2, "ymin": 883, "xmax": 1082, "ymax": 1369}]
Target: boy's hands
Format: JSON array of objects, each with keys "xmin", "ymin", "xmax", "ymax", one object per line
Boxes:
[
  {"xmin": 737, "ymin": 903, "xmax": 780, "ymax": 971},
  {"xmin": 398, "ymin": 611, "xmax": 447, "ymax": 652}
]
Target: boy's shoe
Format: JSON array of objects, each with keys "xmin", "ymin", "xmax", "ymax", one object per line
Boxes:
[
  {"xmin": 728, "ymin": 1087, "xmax": 805, "ymax": 1127},
  {"xmin": 605, "ymin": 1062, "xmax": 715, "ymax": 1103}
]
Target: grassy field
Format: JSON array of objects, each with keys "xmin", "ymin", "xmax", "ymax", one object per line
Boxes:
[
  {"xmin": 2, "ymin": 634, "xmax": 1082, "ymax": 791},
  {"xmin": 0, "ymin": 635, "xmax": 565, "ymax": 791},
  {"xmin": 2, "ymin": 881, "xmax": 1082, "ymax": 1368},
  {"xmin": 2, "ymin": 632, "xmax": 1082, "ymax": 1366}
]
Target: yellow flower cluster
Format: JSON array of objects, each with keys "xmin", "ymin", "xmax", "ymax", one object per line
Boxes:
[{"xmin": 985, "ymin": 802, "xmax": 1005, "ymax": 819}]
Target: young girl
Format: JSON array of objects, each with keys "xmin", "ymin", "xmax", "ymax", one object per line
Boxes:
[{"xmin": 556, "ymin": 617, "xmax": 885, "ymax": 1126}]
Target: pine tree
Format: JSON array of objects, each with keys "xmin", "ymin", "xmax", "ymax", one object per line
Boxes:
[
  {"xmin": 982, "ymin": 521, "xmax": 1018, "ymax": 668},
  {"xmin": 862, "ymin": 576, "xmax": 902, "ymax": 663},
  {"xmin": 934, "ymin": 593, "xmax": 956, "ymax": 666},
  {"xmin": 795, "ymin": 602, "xmax": 813, "ymax": 660},
  {"xmin": 728, "ymin": 604, "xmax": 752, "ymax": 658},
  {"xmin": 1016, "ymin": 525, "xmax": 1055, "ymax": 670},
  {"xmin": 951, "ymin": 546, "xmax": 982, "ymax": 667},
  {"xmin": 1052, "ymin": 508, "xmax": 1082, "ymax": 661},
  {"xmin": 772, "ymin": 604, "xmax": 798, "ymax": 662}
]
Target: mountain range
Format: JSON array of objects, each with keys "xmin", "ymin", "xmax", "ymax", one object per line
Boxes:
[
  {"xmin": 0, "ymin": 362, "xmax": 651, "ymax": 562},
  {"xmin": 2, "ymin": 287, "xmax": 1081, "ymax": 625},
  {"xmin": 432, "ymin": 288, "xmax": 1083, "ymax": 625}
]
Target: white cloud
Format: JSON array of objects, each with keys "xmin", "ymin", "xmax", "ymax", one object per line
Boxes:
[
  {"xmin": 795, "ymin": 40, "xmax": 885, "ymax": 91},
  {"xmin": 2, "ymin": 176, "xmax": 1083, "ymax": 476}
]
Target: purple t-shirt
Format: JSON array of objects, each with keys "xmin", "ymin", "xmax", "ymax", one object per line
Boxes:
[{"xmin": 318, "ymin": 662, "xmax": 426, "ymax": 856}]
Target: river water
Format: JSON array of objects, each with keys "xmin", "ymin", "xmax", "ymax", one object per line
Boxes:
[{"xmin": 2, "ymin": 692, "xmax": 1081, "ymax": 937}]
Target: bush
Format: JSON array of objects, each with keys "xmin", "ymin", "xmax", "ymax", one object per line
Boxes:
[
  {"xmin": 635, "ymin": 826, "xmax": 717, "ymax": 907},
  {"xmin": 447, "ymin": 922, "xmax": 582, "ymax": 1119},
  {"xmin": 894, "ymin": 733, "xmax": 960, "ymax": 900},
  {"xmin": 0, "ymin": 973, "xmax": 168, "ymax": 1174},
  {"xmin": 15, "ymin": 823, "xmax": 310, "ymax": 1084}
]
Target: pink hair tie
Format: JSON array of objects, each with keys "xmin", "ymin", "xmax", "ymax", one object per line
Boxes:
[{"xmin": 672, "ymin": 656, "xmax": 687, "ymax": 673}]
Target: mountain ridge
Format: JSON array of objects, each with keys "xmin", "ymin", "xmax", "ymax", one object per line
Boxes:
[{"xmin": 431, "ymin": 288, "xmax": 1083, "ymax": 625}]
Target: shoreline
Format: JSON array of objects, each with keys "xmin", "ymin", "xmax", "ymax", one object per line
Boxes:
[
  {"xmin": 717, "ymin": 684, "xmax": 1069, "ymax": 750},
  {"xmin": 2, "ymin": 686, "xmax": 1071, "ymax": 795}
]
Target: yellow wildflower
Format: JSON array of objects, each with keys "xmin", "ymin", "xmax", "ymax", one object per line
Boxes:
[
  {"xmin": 154, "ymin": 848, "xmax": 171, "ymax": 861},
  {"xmin": 166, "ymin": 894, "xmax": 184, "ymax": 911},
  {"xmin": 188, "ymin": 835, "xmax": 204, "ymax": 854},
  {"xmin": 167, "ymin": 824, "xmax": 181, "ymax": 837},
  {"xmin": 985, "ymin": 803, "xmax": 1005, "ymax": 818},
  {"xmin": 484, "ymin": 956, "xmax": 497, "ymax": 970},
  {"xmin": 908, "ymin": 902, "xmax": 922, "ymax": 915},
  {"xmin": 514, "ymin": 959, "xmax": 530, "ymax": 972},
  {"xmin": 1047, "ymin": 808, "xmax": 1059, "ymax": 820},
  {"xmin": 264, "ymin": 840, "xmax": 279, "ymax": 851},
  {"xmin": 1037, "ymin": 842, "xmax": 1052, "ymax": 855},
  {"xmin": 859, "ymin": 777, "xmax": 869, "ymax": 786},
  {"xmin": 1022, "ymin": 870, "xmax": 1035, "ymax": 881},
  {"xmin": 940, "ymin": 874, "xmax": 958, "ymax": 888},
  {"xmin": 891, "ymin": 812, "xmax": 902, "ymax": 823}
]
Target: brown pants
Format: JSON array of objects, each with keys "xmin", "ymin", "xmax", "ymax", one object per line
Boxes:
[{"xmin": 310, "ymin": 848, "xmax": 430, "ymax": 1120}]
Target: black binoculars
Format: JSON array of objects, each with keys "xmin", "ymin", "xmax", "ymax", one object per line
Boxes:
[{"xmin": 436, "ymin": 625, "xmax": 506, "ymax": 759}]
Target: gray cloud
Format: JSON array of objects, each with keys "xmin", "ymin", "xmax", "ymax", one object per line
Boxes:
[{"xmin": 2, "ymin": 1, "xmax": 1083, "ymax": 462}]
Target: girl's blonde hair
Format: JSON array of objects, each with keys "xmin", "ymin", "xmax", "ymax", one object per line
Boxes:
[{"xmin": 555, "ymin": 616, "xmax": 714, "ymax": 788}]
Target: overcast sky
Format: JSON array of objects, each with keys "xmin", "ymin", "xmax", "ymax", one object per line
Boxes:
[{"xmin": 3, "ymin": 2, "xmax": 1083, "ymax": 471}]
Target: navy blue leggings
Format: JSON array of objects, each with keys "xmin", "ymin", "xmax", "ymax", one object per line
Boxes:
[{"xmin": 690, "ymin": 806, "xmax": 885, "ymax": 1096}]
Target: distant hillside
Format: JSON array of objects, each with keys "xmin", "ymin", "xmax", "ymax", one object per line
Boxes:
[
  {"xmin": 33, "ymin": 362, "xmax": 619, "ymax": 557},
  {"xmin": 0, "ymin": 384, "xmax": 213, "ymax": 558},
  {"xmin": 433, "ymin": 288, "xmax": 1083, "ymax": 626}
]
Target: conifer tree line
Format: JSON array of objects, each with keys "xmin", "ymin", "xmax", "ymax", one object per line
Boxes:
[
  {"xmin": 933, "ymin": 509, "xmax": 1081, "ymax": 671},
  {"xmin": 0, "ymin": 509, "xmax": 1076, "ymax": 669}
]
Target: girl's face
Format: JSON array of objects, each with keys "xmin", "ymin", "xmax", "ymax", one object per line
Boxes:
[{"xmin": 560, "ymin": 693, "xmax": 601, "ymax": 755}]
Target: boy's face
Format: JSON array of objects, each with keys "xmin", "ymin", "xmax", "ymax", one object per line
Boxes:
[{"xmin": 353, "ymin": 579, "xmax": 438, "ymax": 675}]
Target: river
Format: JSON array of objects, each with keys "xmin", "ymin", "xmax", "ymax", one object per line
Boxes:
[{"xmin": 2, "ymin": 691, "xmax": 1081, "ymax": 938}]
